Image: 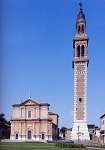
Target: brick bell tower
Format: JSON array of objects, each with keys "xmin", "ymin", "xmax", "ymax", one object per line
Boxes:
[{"xmin": 71, "ymin": 2, "xmax": 90, "ymax": 141}]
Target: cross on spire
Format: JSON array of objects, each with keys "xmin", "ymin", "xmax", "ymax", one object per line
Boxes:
[
  {"xmin": 29, "ymin": 92, "xmax": 31, "ymax": 99},
  {"xmin": 79, "ymin": 0, "xmax": 83, "ymax": 11}
]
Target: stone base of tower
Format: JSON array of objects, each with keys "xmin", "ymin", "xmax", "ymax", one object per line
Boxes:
[{"xmin": 71, "ymin": 122, "xmax": 90, "ymax": 141}]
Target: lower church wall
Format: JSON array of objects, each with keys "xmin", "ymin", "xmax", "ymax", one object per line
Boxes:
[{"xmin": 10, "ymin": 121, "xmax": 53, "ymax": 141}]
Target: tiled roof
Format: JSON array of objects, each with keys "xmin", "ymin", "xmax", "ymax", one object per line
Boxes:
[
  {"xmin": 48, "ymin": 112, "xmax": 59, "ymax": 117},
  {"xmin": 100, "ymin": 114, "xmax": 105, "ymax": 119},
  {"xmin": 65, "ymin": 128, "xmax": 72, "ymax": 131},
  {"xmin": 87, "ymin": 124, "xmax": 95, "ymax": 128}
]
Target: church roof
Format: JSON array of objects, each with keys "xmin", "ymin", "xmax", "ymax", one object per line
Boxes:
[
  {"xmin": 12, "ymin": 98, "xmax": 50, "ymax": 107},
  {"xmin": 20, "ymin": 99, "xmax": 39, "ymax": 106},
  {"xmin": 48, "ymin": 112, "xmax": 59, "ymax": 117},
  {"xmin": 87, "ymin": 124, "xmax": 95, "ymax": 128},
  {"xmin": 100, "ymin": 114, "xmax": 105, "ymax": 119},
  {"xmin": 65, "ymin": 128, "xmax": 72, "ymax": 131}
]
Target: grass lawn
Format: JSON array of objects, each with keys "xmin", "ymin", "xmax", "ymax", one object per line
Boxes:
[{"xmin": 0, "ymin": 142, "xmax": 95, "ymax": 150}]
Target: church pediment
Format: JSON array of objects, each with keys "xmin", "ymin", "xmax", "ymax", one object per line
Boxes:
[{"xmin": 20, "ymin": 99, "xmax": 39, "ymax": 106}]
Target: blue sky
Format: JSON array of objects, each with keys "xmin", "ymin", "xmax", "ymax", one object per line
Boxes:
[{"xmin": 1, "ymin": 0, "xmax": 105, "ymax": 128}]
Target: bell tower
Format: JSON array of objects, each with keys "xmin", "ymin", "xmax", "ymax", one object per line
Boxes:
[{"xmin": 71, "ymin": 2, "xmax": 90, "ymax": 141}]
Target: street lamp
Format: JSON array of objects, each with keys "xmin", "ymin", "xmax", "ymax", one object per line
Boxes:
[{"xmin": 78, "ymin": 125, "xmax": 79, "ymax": 144}]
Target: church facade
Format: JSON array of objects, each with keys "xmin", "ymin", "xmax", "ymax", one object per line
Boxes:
[
  {"xmin": 10, "ymin": 98, "xmax": 59, "ymax": 141},
  {"xmin": 71, "ymin": 2, "xmax": 90, "ymax": 140}
]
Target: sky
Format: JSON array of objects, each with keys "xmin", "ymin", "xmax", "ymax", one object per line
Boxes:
[{"xmin": 0, "ymin": 0, "xmax": 105, "ymax": 128}]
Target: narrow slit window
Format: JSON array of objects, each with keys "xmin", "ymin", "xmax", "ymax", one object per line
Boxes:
[
  {"xmin": 82, "ymin": 25, "xmax": 84, "ymax": 33},
  {"xmin": 77, "ymin": 45, "xmax": 80, "ymax": 57},
  {"xmin": 81, "ymin": 45, "xmax": 84, "ymax": 57},
  {"xmin": 78, "ymin": 26, "xmax": 80, "ymax": 33}
]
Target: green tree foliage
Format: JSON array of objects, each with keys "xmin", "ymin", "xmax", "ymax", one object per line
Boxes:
[
  {"xmin": 0, "ymin": 113, "xmax": 11, "ymax": 139},
  {"xmin": 60, "ymin": 126, "xmax": 67, "ymax": 137}
]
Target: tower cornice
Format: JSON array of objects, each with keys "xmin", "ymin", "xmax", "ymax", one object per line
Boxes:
[{"xmin": 73, "ymin": 38, "xmax": 89, "ymax": 49}]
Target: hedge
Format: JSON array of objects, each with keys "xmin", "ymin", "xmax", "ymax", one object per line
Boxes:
[{"xmin": 55, "ymin": 142, "xmax": 86, "ymax": 148}]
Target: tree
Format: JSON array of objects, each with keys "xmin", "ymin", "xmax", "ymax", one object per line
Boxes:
[
  {"xmin": 60, "ymin": 126, "xmax": 67, "ymax": 137},
  {"xmin": 0, "ymin": 113, "xmax": 11, "ymax": 139}
]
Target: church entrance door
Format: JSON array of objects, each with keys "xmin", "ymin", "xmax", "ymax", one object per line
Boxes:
[{"xmin": 28, "ymin": 130, "xmax": 32, "ymax": 139}]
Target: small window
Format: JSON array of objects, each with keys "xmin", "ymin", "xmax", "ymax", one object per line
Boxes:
[
  {"xmin": 28, "ymin": 111, "xmax": 31, "ymax": 118},
  {"xmin": 92, "ymin": 130, "xmax": 94, "ymax": 133},
  {"xmin": 77, "ymin": 45, "xmax": 80, "ymax": 57},
  {"xmin": 79, "ymin": 98, "xmax": 82, "ymax": 102},
  {"xmin": 90, "ymin": 134, "xmax": 92, "ymax": 140}
]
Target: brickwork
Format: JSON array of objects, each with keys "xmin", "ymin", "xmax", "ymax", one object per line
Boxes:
[{"xmin": 76, "ymin": 64, "xmax": 85, "ymax": 120}]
